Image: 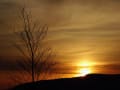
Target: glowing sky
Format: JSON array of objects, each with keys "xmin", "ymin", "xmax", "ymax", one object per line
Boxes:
[{"xmin": 1, "ymin": 0, "xmax": 120, "ymax": 76}]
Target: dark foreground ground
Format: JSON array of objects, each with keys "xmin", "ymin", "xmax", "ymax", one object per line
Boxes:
[{"xmin": 11, "ymin": 74, "xmax": 120, "ymax": 90}]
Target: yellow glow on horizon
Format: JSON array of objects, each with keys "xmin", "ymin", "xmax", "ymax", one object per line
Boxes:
[
  {"xmin": 79, "ymin": 60, "xmax": 97, "ymax": 67},
  {"xmin": 80, "ymin": 61, "xmax": 91, "ymax": 67},
  {"xmin": 75, "ymin": 60, "xmax": 96, "ymax": 77},
  {"xmin": 79, "ymin": 68, "xmax": 91, "ymax": 77},
  {"xmin": 75, "ymin": 60, "xmax": 96, "ymax": 67}
]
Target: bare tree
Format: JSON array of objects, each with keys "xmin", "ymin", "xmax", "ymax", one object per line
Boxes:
[{"xmin": 13, "ymin": 8, "xmax": 56, "ymax": 83}]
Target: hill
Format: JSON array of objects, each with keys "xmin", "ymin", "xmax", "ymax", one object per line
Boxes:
[{"xmin": 12, "ymin": 74, "xmax": 120, "ymax": 90}]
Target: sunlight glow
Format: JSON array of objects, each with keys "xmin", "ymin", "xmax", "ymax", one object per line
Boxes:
[
  {"xmin": 79, "ymin": 61, "xmax": 95, "ymax": 67},
  {"xmin": 79, "ymin": 68, "xmax": 91, "ymax": 77},
  {"xmin": 75, "ymin": 60, "xmax": 95, "ymax": 77}
]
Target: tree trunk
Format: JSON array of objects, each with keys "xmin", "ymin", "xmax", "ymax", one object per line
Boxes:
[{"xmin": 32, "ymin": 52, "xmax": 35, "ymax": 82}]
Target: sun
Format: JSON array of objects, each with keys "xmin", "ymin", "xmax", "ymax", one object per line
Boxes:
[
  {"xmin": 75, "ymin": 60, "xmax": 94, "ymax": 77},
  {"xmin": 79, "ymin": 68, "xmax": 91, "ymax": 77}
]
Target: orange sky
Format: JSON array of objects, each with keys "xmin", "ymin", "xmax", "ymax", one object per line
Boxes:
[{"xmin": 1, "ymin": 1, "xmax": 120, "ymax": 87}]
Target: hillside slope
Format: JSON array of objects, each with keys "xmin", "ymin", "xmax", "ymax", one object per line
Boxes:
[{"xmin": 12, "ymin": 74, "xmax": 120, "ymax": 90}]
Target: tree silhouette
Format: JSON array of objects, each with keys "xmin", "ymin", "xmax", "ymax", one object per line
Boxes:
[{"xmin": 13, "ymin": 8, "xmax": 56, "ymax": 83}]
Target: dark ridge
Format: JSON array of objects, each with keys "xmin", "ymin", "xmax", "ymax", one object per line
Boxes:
[{"xmin": 11, "ymin": 74, "xmax": 120, "ymax": 90}]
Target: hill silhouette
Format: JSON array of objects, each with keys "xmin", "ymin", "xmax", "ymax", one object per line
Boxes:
[{"xmin": 12, "ymin": 74, "xmax": 120, "ymax": 90}]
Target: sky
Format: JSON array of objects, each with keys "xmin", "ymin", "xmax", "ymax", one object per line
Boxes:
[{"xmin": 1, "ymin": 0, "xmax": 120, "ymax": 88}]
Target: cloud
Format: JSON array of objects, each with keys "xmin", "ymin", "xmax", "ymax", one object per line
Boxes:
[
  {"xmin": 0, "ymin": 0, "xmax": 120, "ymax": 67},
  {"xmin": 93, "ymin": 63, "xmax": 120, "ymax": 74},
  {"xmin": 0, "ymin": 57, "xmax": 16, "ymax": 71},
  {"xmin": 36, "ymin": 0, "xmax": 65, "ymax": 4}
]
